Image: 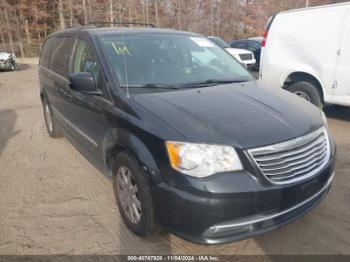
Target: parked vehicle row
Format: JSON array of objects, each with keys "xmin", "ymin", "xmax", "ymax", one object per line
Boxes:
[
  {"xmin": 207, "ymin": 36, "xmax": 256, "ymax": 69},
  {"xmin": 260, "ymin": 2, "xmax": 350, "ymax": 108},
  {"xmin": 39, "ymin": 25, "xmax": 335, "ymax": 244},
  {"xmin": 229, "ymin": 37, "xmax": 262, "ymax": 71}
]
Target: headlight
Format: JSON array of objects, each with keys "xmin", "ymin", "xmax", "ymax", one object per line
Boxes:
[
  {"xmin": 165, "ymin": 141, "xmax": 243, "ymax": 178},
  {"xmin": 321, "ymin": 110, "xmax": 328, "ymax": 127}
]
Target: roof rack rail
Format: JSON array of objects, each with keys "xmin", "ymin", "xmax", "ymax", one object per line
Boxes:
[{"xmin": 88, "ymin": 21, "xmax": 155, "ymax": 28}]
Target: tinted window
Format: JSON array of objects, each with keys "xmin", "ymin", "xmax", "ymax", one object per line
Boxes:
[
  {"xmin": 71, "ymin": 39, "xmax": 101, "ymax": 89},
  {"xmin": 40, "ymin": 37, "xmax": 55, "ymax": 68},
  {"xmin": 230, "ymin": 41, "xmax": 247, "ymax": 49},
  {"xmin": 50, "ymin": 37, "xmax": 75, "ymax": 78},
  {"xmin": 248, "ymin": 41, "xmax": 261, "ymax": 52}
]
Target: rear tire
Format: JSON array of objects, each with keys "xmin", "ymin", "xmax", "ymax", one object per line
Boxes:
[
  {"xmin": 42, "ymin": 98, "xmax": 63, "ymax": 138},
  {"xmin": 287, "ymin": 81, "xmax": 323, "ymax": 109},
  {"xmin": 113, "ymin": 152, "xmax": 158, "ymax": 237}
]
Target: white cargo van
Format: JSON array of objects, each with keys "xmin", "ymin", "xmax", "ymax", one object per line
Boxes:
[{"xmin": 259, "ymin": 2, "xmax": 350, "ymax": 108}]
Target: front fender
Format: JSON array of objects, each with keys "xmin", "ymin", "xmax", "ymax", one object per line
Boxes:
[{"xmin": 102, "ymin": 128, "xmax": 162, "ymax": 181}]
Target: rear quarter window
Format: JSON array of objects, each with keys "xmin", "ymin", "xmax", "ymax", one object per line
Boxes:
[
  {"xmin": 50, "ymin": 37, "xmax": 75, "ymax": 78},
  {"xmin": 231, "ymin": 41, "xmax": 247, "ymax": 49}
]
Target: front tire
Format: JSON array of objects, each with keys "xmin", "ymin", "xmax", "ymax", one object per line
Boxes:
[
  {"xmin": 287, "ymin": 81, "xmax": 323, "ymax": 109},
  {"xmin": 113, "ymin": 152, "xmax": 158, "ymax": 237},
  {"xmin": 42, "ymin": 98, "xmax": 62, "ymax": 138}
]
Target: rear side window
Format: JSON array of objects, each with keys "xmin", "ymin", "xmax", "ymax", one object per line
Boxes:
[
  {"xmin": 248, "ymin": 41, "xmax": 261, "ymax": 52},
  {"xmin": 231, "ymin": 41, "xmax": 247, "ymax": 49},
  {"xmin": 40, "ymin": 37, "xmax": 55, "ymax": 68},
  {"xmin": 50, "ymin": 37, "xmax": 75, "ymax": 78}
]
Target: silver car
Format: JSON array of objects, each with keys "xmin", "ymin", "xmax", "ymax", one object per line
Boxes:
[{"xmin": 0, "ymin": 50, "xmax": 17, "ymax": 71}]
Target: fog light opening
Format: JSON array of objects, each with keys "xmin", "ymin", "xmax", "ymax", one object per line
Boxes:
[{"xmin": 208, "ymin": 224, "xmax": 253, "ymax": 236}]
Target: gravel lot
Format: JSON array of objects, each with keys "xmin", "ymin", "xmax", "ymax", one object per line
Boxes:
[{"xmin": 0, "ymin": 64, "xmax": 349, "ymax": 255}]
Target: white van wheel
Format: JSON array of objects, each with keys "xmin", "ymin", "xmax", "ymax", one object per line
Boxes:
[{"xmin": 287, "ymin": 81, "xmax": 323, "ymax": 109}]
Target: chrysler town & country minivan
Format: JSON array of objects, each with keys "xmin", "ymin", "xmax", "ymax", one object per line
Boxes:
[{"xmin": 39, "ymin": 26, "xmax": 336, "ymax": 244}]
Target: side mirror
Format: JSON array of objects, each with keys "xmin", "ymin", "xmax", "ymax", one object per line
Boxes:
[{"xmin": 69, "ymin": 72, "xmax": 96, "ymax": 93}]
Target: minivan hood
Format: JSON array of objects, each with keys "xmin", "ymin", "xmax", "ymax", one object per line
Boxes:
[{"xmin": 133, "ymin": 81, "xmax": 323, "ymax": 149}]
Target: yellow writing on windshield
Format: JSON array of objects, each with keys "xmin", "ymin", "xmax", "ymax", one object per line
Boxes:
[{"xmin": 111, "ymin": 42, "xmax": 131, "ymax": 56}]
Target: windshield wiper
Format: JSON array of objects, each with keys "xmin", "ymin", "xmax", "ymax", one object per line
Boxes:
[
  {"xmin": 120, "ymin": 83, "xmax": 178, "ymax": 89},
  {"xmin": 179, "ymin": 78, "xmax": 250, "ymax": 88}
]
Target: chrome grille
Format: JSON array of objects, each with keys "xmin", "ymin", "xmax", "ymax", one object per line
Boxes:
[
  {"xmin": 239, "ymin": 53, "xmax": 253, "ymax": 60},
  {"xmin": 248, "ymin": 127, "xmax": 330, "ymax": 184}
]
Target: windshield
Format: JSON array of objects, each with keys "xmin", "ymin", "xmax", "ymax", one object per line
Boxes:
[
  {"xmin": 208, "ymin": 37, "xmax": 230, "ymax": 49},
  {"xmin": 99, "ymin": 33, "xmax": 253, "ymax": 92},
  {"xmin": 0, "ymin": 52, "xmax": 10, "ymax": 60}
]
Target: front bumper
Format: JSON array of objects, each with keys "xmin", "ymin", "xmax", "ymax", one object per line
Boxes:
[
  {"xmin": 203, "ymin": 172, "xmax": 333, "ymax": 243},
  {"xmin": 240, "ymin": 59, "xmax": 256, "ymax": 68},
  {"xmin": 0, "ymin": 61, "xmax": 12, "ymax": 70},
  {"xmin": 154, "ymin": 155, "xmax": 335, "ymax": 244}
]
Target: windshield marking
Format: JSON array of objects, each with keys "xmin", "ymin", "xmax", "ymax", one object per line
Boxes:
[{"xmin": 111, "ymin": 42, "xmax": 131, "ymax": 56}]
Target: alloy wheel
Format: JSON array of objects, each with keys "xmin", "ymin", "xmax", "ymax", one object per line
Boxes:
[{"xmin": 116, "ymin": 166, "xmax": 142, "ymax": 224}]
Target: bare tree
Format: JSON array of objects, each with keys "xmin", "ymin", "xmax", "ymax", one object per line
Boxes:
[
  {"xmin": 209, "ymin": 0, "xmax": 214, "ymax": 35},
  {"xmin": 0, "ymin": 0, "xmax": 344, "ymax": 57},
  {"xmin": 34, "ymin": 5, "xmax": 42, "ymax": 49},
  {"xmin": 69, "ymin": 0, "xmax": 73, "ymax": 26},
  {"xmin": 154, "ymin": 0, "xmax": 159, "ymax": 26},
  {"xmin": 14, "ymin": 9, "xmax": 25, "ymax": 57},
  {"xmin": 83, "ymin": 0, "xmax": 88, "ymax": 24},
  {"xmin": 58, "ymin": 0, "xmax": 65, "ymax": 29},
  {"xmin": 145, "ymin": 0, "xmax": 149, "ymax": 24},
  {"xmin": 24, "ymin": 19, "xmax": 31, "ymax": 45},
  {"xmin": 1, "ymin": 0, "xmax": 14, "ymax": 52},
  {"xmin": 0, "ymin": 23, "xmax": 5, "ymax": 49}
]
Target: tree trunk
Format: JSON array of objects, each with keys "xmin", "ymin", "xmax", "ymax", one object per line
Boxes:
[
  {"xmin": 87, "ymin": 0, "xmax": 92, "ymax": 21},
  {"xmin": 34, "ymin": 7, "xmax": 42, "ymax": 50},
  {"xmin": 216, "ymin": 0, "xmax": 222, "ymax": 36},
  {"xmin": 0, "ymin": 23, "xmax": 5, "ymax": 49},
  {"xmin": 109, "ymin": 0, "xmax": 114, "ymax": 26},
  {"xmin": 243, "ymin": 0, "xmax": 249, "ymax": 35},
  {"xmin": 58, "ymin": 0, "xmax": 65, "ymax": 29},
  {"xmin": 155, "ymin": 0, "xmax": 159, "ymax": 27},
  {"xmin": 2, "ymin": 0, "xmax": 15, "ymax": 52},
  {"xmin": 14, "ymin": 9, "xmax": 25, "ymax": 57},
  {"xmin": 83, "ymin": 0, "xmax": 87, "ymax": 24},
  {"xmin": 209, "ymin": 0, "xmax": 214, "ymax": 35},
  {"xmin": 127, "ymin": 0, "xmax": 132, "ymax": 22},
  {"xmin": 145, "ymin": 0, "xmax": 149, "ymax": 25},
  {"xmin": 176, "ymin": 0, "xmax": 182, "ymax": 30},
  {"xmin": 142, "ymin": 0, "xmax": 145, "ymax": 24},
  {"xmin": 24, "ymin": 19, "xmax": 31, "ymax": 44},
  {"xmin": 69, "ymin": 0, "xmax": 73, "ymax": 26},
  {"xmin": 0, "ymin": 8, "xmax": 6, "ymax": 49}
]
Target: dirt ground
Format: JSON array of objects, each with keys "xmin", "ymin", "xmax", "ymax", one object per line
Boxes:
[{"xmin": 0, "ymin": 64, "xmax": 349, "ymax": 255}]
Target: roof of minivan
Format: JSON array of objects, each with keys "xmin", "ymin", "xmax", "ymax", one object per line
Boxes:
[
  {"xmin": 279, "ymin": 1, "xmax": 350, "ymax": 15},
  {"xmin": 49, "ymin": 27, "xmax": 200, "ymax": 38}
]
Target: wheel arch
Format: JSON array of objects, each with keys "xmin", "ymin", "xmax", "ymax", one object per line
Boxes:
[
  {"xmin": 103, "ymin": 128, "xmax": 161, "ymax": 181},
  {"xmin": 281, "ymin": 71, "xmax": 325, "ymax": 102}
]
